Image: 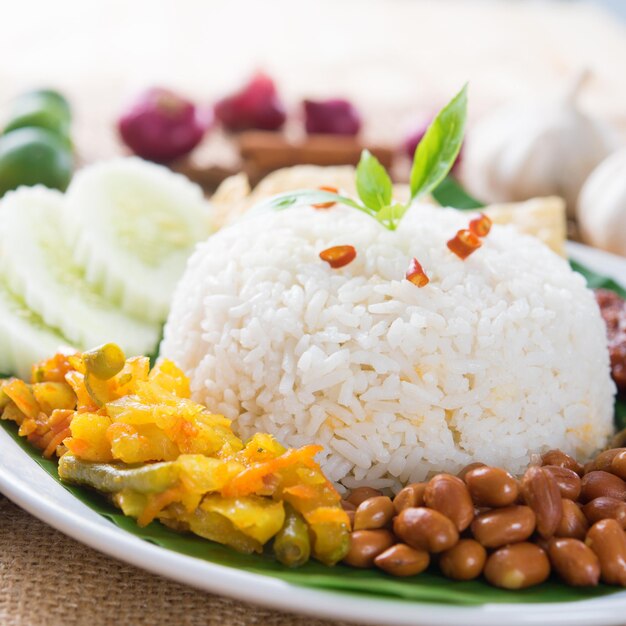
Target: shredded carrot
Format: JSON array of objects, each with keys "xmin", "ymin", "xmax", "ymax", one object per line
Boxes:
[
  {"xmin": 105, "ymin": 421, "xmax": 137, "ymax": 442},
  {"xmin": 65, "ymin": 371, "xmax": 99, "ymax": 413},
  {"xmin": 3, "ymin": 380, "xmax": 41, "ymax": 419},
  {"xmin": 47, "ymin": 409, "xmax": 73, "ymax": 430},
  {"xmin": 305, "ymin": 506, "xmax": 350, "ymax": 526},
  {"xmin": 31, "ymin": 352, "xmax": 76, "ymax": 384},
  {"xmin": 18, "ymin": 419, "xmax": 37, "ymax": 437},
  {"xmin": 43, "ymin": 428, "xmax": 72, "ymax": 458},
  {"xmin": 34, "ymin": 428, "xmax": 55, "ymax": 450},
  {"xmin": 138, "ymin": 485, "xmax": 185, "ymax": 527},
  {"xmin": 222, "ymin": 445, "xmax": 323, "ymax": 498},
  {"xmin": 283, "ymin": 484, "xmax": 321, "ymax": 500},
  {"xmin": 64, "ymin": 437, "xmax": 90, "ymax": 457}
]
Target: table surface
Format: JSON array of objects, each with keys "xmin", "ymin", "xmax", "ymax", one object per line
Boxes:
[
  {"xmin": 1, "ymin": 0, "xmax": 625, "ymax": 164},
  {"xmin": 1, "ymin": 1, "xmax": 625, "ymax": 624},
  {"xmin": 0, "ymin": 495, "xmax": 358, "ymax": 626}
]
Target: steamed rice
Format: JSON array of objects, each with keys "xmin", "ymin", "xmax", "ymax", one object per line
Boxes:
[{"xmin": 162, "ymin": 203, "xmax": 615, "ymax": 492}]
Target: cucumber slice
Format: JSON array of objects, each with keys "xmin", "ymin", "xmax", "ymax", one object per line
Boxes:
[
  {"xmin": 63, "ymin": 158, "xmax": 212, "ymax": 323},
  {"xmin": 0, "ymin": 186, "xmax": 160, "ymax": 356},
  {"xmin": 0, "ymin": 279, "xmax": 71, "ymax": 379}
]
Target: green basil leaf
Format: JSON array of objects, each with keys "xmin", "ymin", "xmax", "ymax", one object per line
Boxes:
[
  {"xmin": 410, "ymin": 84, "xmax": 468, "ymax": 200},
  {"xmin": 263, "ymin": 190, "xmax": 370, "ymax": 215},
  {"xmin": 375, "ymin": 203, "xmax": 409, "ymax": 230},
  {"xmin": 355, "ymin": 150, "xmax": 393, "ymax": 212},
  {"xmin": 432, "ymin": 176, "xmax": 484, "ymax": 210}
]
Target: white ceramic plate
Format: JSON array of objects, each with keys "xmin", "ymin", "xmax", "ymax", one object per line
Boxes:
[{"xmin": 2, "ymin": 242, "xmax": 626, "ymax": 626}]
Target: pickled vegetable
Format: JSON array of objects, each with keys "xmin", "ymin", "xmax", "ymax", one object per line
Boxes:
[
  {"xmin": 2, "ymin": 344, "xmax": 348, "ymax": 566},
  {"xmin": 163, "ymin": 505, "xmax": 264, "ymax": 554},
  {"xmin": 201, "ymin": 494, "xmax": 285, "ymax": 544}
]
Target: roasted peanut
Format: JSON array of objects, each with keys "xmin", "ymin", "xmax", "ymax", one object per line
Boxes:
[
  {"xmin": 583, "ymin": 497, "xmax": 626, "ymax": 529},
  {"xmin": 424, "ymin": 474, "xmax": 474, "ymax": 531},
  {"xmin": 556, "ymin": 498, "xmax": 588, "ymax": 539},
  {"xmin": 610, "ymin": 429, "xmax": 626, "ymax": 450},
  {"xmin": 586, "ymin": 519, "xmax": 626, "ymax": 585},
  {"xmin": 439, "ymin": 539, "xmax": 487, "ymax": 581},
  {"xmin": 534, "ymin": 536, "xmax": 550, "ymax": 553},
  {"xmin": 541, "ymin": 465, "xmax": 581, "ymax": 500},
  {"xmin": 520, "ymin": 466, "xmax": 562, "ymax": 539},
  {"xmin": 393, "ymin": 507, "xmax": 459, "ymax": 553},
  {"xmin": 611, "ymin": 450, "xmax": 626, "ymax": 481},
  {"xmin": 464, "ymin": 466, "xmax": 518, "ymax": 507},
  {"xmin": 589, "ymin": 448, "xmax": 626, "ymax": 473},
  {"xmin": 541, "ymin": 449, "xmax": 583, "ymax": 475},
  {"xmin": 346, "ymin": 487, "xmax": 384, "ymax": 507},
  {"xmin": 583, "ymin": 460, "xmax": 595, "ymax": 475},
  {"xmin": 548, "ymin": 538, "xmax": 600, "ymax": 586},
  {"xmin": 343, "ymin": 529, "xmax": 395, "ymax": 568},
  {"xmin": 471, "ymin": 505, "xmax": 536, "ymax": 548},
  {"xmin": 341, "ymin": 500, "xmax": 356, "ymax": 512},
  {"xmin": 374, "ymin": 543, "xmax": 430, "ymax": 577},
  {"xmin": 457, "ymin": 462, "xmax": 486, "ymax": 481},
  {"xmin": 580, "ymin": 471, "xmax": 626, "ymax": 503},
  {"xmin": 393, "ymin": 483, "xmax": 427, "ymax": 515},
  {"xmin": 484, "ymin": 543, "xmax": 550, "ymax": 589},
  {"xmin": 353, "ymin": 496, "xmax": 394, "ymax": 531}
]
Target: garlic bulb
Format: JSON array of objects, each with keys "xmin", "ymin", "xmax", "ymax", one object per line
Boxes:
[
  {"xmin": 461, "ymin": 73, "xmax": 619, "ymax": 217},
  {"xmin": 577, "ymin": 147, "xmax": 626, "ymax": 255}
]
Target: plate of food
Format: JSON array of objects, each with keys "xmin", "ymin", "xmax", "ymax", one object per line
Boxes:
[{"xmin": 2, "ymin": 86, "xmax": 626, "ymax": 626}]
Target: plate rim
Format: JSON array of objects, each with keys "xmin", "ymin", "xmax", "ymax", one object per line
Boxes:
[{"xmin": 2, "ymin": 242, "xmax": 626, "ymax": 626}]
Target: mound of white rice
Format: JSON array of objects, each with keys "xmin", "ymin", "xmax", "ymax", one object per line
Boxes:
[{"xmin": 162, "ymin": 203, "xmax": 615, "ymax": 491}]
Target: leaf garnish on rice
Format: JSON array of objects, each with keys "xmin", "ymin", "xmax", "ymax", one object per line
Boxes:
[{"xmin": 264, "ymin": 84, "xmax": 468, "ymax": 230}]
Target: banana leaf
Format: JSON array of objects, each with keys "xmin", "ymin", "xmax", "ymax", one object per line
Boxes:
[
  {"xmin": 0, "ymin": 258, "xmax": 624, "ymax": 606},
  {"xmin": 431, "ymin": 176, "xmax": 484, "ymax": 210}
]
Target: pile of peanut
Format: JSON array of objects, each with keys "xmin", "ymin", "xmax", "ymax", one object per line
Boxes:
[{"xmin": 340, "ymin": 448, "xmax": 626, "ymax": 589}]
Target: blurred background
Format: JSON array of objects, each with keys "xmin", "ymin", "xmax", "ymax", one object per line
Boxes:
[{"xmin": 1, "ymin": 0, "xmax": 625, "ymax": 250}]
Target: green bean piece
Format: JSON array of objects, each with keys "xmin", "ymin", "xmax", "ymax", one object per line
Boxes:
[
  {"xmin": 274, "ymin": 504, "xmax": 311, "ymax": 567},
  {"xmin": 58, "ymin": 454, "xmax": 179, "ymax": 494},
  {"xmin": 82, "ymin": 343, "xmax": 126, "ymax": 380}
]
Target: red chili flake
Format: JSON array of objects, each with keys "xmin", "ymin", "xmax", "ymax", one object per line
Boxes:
[
  {"xmin": 312, "ymin": 186, "xmax": 339, "ymax": 209},
  {"xmin": 447, "ymin": 229, "xmax": 482, "ymax": 260},
  {"xmin": 319, "ymin": 245, "xmax": 356, "ymax": 268},
  {"xmin": 469, "ymin": 213, "xmax": 492, "ymax": 238},
  {"xmin": 405, "ymin": 258, "xmax": 429, "ymax": 288}
]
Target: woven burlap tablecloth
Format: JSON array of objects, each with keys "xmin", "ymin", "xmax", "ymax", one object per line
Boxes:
[{"xmin": 0, "ymin": 495, "xmax": 360, "ymax": 626}]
